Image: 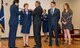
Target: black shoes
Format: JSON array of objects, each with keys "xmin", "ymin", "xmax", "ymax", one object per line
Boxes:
[
  {"xmin": 44, "ymin": 40, "xmax": 47, "ymax": 42},
  {"xmin": 49, "ymin": 40, "xmax": 53, "ymax": 46},
  {"xmin": 49, "ymin": 43, "xmax": 52, "ymax": 46},
  {"xmin": 44, "ymin": 38, "xmax": 48, "ymax": 42},
  {"xmin": 24, "ymin": 44, "xmax": 30, "ymax": 47},
  {"xmin": 33, "ymin": 46, "xmax": 41, "ymax": 48},
  {"xmin": 56, "ymin": 43, "xmax": 60, "ymax": 47},
  {"xmin": 33, "ymin": 45, "xmax": 41, "ymax": 48},
  {"xmin": 15, "ymin": 47, "xmax": 18, "ymax": 48},
  {"xmin": 49, "ymin": 41, "xmax": 60, "ymax": 47}
]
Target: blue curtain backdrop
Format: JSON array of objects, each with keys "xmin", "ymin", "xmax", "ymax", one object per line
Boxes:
[{"xmin": 0, "ymin": 0, "xmax": 5, "ymax": 33}]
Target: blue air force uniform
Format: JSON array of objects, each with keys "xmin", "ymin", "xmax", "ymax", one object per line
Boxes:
[
  {"xmin": 41, "ymin": 14, "xmax": 49, "ymax": 32},
  {"xmin": 8, "ymin": 4, "xmax": 20, "ymax": 48},
  {"xmin": 20, "ymin": 10, "xmax": 32, "ymax": 34}
]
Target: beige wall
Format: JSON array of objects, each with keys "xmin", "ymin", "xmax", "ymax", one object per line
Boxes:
[
  {"xmin": 2, "ymin": 0, "xmax": 80, "ymax": 38},
  {"xmin": 56, "ymin": 0, "xmax": 80, "ymax": 29},
  {"xmin": 70, "ymin": 0, "xmax": 80, "ymax": 29},
  {"xmin": 2, "ymin": 0, "xmax": 13, "ymax": 37}
]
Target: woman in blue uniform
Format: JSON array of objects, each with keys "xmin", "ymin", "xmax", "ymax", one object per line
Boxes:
[
  {"xmin": 20, "ymin": 3, "xmax": 32, "ymax": 47},
  {"xmin": 42, "ymin": 9, "xmax": 48, "ymax": 42}
]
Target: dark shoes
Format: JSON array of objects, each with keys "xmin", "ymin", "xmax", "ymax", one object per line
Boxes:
[
  {"xmin": 33, "ymin": 45, "xmax": 41, "ymax": 48},
  {"xmin": 49, "ymin": 41, "xmax": 60, "ymax": 47},
  {"xmin": 49, "ymin": 40, "xmax": 53, "ymax": 46},
  {"xmin": 49, "ymin": 43, "xmax": 52, "ymax": 46},
  {"xmin": 44, "ymin": 40, "xmax": 47, "ymax": 42},
  {"xmin": 44, "ymin": 38, "xmax": 48, "ymax": 42},
  {"xmin": 24, "ymin": 44, "xmax": 30, "ymax": 47},
  {"xmin": 15, "ymin": 47, "xmax": 18, "ymax": 48},
  {"xmin": 56, "ymin": 43, "xmax": 60, "ymax": 47}
]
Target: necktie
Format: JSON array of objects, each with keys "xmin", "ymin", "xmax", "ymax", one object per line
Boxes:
[{"xmin": 51, "ymin": 9, "xmax": 54, "ymax": 15}]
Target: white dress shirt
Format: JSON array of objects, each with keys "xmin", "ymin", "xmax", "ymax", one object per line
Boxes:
[
  {"xmin": 52, "ymin": 7, "xmax": 55, "ymax": 14},
  {"xmin": 25, "ymin": 9, "xmax": 28, "ymax": 15}
]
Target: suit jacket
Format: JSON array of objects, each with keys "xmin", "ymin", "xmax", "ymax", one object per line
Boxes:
[
  {"xmin": 48, "ymin": 8, "xmax": 60, "ymax": 25},
  {"xmin": 33, "ymin": 6, "xmax": 43, "ymax": 24},
  {"xmin": 41, "ymin": 14, "xmax": 48, "ymax": 22},
  {"xmin": 9, "ymin": 4, "xmax": 20, "ymax": 25},
  {"xmin": 20, "ymin": 10, "xmax": 32, "ymax": 26}
]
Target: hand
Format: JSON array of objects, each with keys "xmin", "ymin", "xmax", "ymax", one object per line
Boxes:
[
  {"xmin": 21, "ymin": 9, "xmax": 24, "ymax": 12},
  {"xmin": 62, "ymin": 21, "xmax": 67, "ymax": 25},
  {"xmin": 64, "ymin": 22, "xmax": 67, "ymax": 24},
  {"xmin": 29, "ymin": 9, "xmax": 33, "ymax": 11},
  {"xmin": 19, "ymin": 24, "xmax": 22, "ymax": 27}
]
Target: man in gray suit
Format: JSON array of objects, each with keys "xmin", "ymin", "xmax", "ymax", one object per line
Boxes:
[{"xmin": 33, "ymin": 1, "xmax": 43, "ymax": 48}]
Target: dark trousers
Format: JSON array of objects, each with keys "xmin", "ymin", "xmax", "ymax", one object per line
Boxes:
[
  {"xmin": 49, "ymin": 24, "xmax": 59, "ymax": 44},
  {"xmin": 8, "ymin": 25, "xmax": 18, "ymax": 48},
  {"xmin": 33, "ymin": 23, "xmax": 42, "ymax": 47}
]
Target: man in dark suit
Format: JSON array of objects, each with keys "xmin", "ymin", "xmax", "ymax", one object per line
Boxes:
[
  {"xmin": 33, "ymin": 1, "xmax": 43, "ymax": 48},
  {"xmin": 48, "ymin": 1, "xmax": 60, "ymax": 46},
  {"xmin": 8, "ymin": 0, "xmax": 19, "ymax": 48}
]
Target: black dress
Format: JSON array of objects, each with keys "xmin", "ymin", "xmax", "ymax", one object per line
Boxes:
[{"xmin": 61, "ymin": 10, "xmax": 73, "ymax": 30}]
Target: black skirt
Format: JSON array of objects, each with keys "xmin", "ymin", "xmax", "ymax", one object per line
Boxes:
[{"xmin": 42, "ymin": 21, "xmax": 49, "ymax": 33}]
